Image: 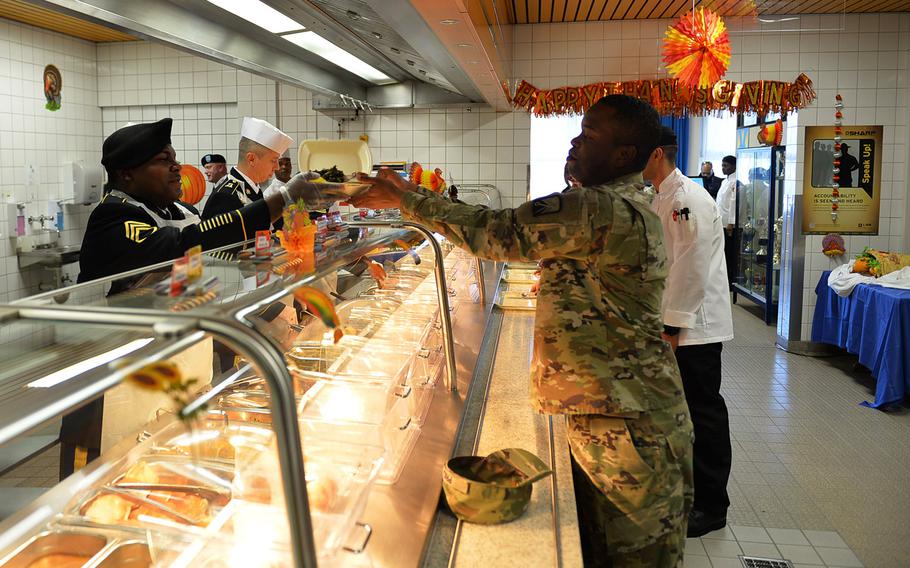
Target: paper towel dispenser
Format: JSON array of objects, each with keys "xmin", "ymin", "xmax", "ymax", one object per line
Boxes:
[{"xmin": 61, "ymin": 161, "xmax": 104, "ymax": 205}]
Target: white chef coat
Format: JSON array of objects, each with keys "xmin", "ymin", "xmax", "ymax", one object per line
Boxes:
[
  {"xmin": 651, "ymin": 169, "xmax": 734, "ymax": 346},
  {"xmin": 716, "ymin": 172, "xmax": 738, "ymax": 227}
]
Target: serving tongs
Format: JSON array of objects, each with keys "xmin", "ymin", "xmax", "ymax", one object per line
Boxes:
[
  {"xmin": 113, "ymin": 483, "xmax": 230, "ymax": 506},
  {"xmin": 96, "ymin": 486, "xmax": 206, "ymax": 526}
]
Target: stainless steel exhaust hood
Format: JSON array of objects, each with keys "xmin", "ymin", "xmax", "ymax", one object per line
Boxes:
[{"xmin": 31, "ymin": 0, "xmax": 484, "ymax": 108}]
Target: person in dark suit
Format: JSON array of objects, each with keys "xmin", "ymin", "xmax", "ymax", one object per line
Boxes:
[{"xmin": 698, "ymin": 161, "xmax": 723, "ymax": 200}]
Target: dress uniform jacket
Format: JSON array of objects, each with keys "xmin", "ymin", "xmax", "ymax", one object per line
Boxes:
[
  {"xmin": 201, "ymin": 167, "xmax": 262, "ymax": 219},
  {"xmin": 400, "ymin": 173, "xmax": 693, "ymax": 563},
  {"xmin": 78, "ymin": 188, "xmax": 270, "ymax": 286},
  {"xmin": 651, "ymin": 169, "xmax": 734, "ymax": 345},
  {"xmin": 65, "ymin": 188, "xmax": 271, "ymax": 474}
]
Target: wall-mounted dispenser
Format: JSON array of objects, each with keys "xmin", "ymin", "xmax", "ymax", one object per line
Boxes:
[{"xmin": 60, "ymin": 161, "xmax": 104, "ymax": 205}]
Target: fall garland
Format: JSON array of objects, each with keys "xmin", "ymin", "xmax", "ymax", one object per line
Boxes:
[{"xmin": 508, "ymin": 74, "xmax": 815, "ymax": 118}]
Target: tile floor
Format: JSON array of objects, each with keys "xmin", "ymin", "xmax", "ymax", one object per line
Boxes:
[
  {"xmin": 1, "ymin": 304, "xmax": 909, "ymax": 567},
  {"xmin": 686, "ymin": 303, "xmax": 910, "ymax": 568},
  {"xmin": 0, "ymin": 445, "xmax": 58, "ymax": 490}
]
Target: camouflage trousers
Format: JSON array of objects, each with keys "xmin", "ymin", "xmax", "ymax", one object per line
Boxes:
[{"xmin": 567, "ymin": 401, "xmax": 694, "ymax": 567}]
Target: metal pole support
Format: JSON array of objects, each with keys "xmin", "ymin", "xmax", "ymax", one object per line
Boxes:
[
  {"xmin": 475, "ymin": 257, "xmax": 486, "ymax": 305},
  {"xmin": 348, "ymin": 220, "xmax": 458, "ymax": 392},
  {"xmin": 8, "ymin": 305, "xmax": 319, "ymax": 568}
]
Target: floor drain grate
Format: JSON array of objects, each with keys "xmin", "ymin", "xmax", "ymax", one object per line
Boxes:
[{"xmin": 740, "ymin": 557, "xmax": 795, "ymax": 568}]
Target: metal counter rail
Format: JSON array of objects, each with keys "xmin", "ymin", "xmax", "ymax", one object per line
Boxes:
[
  {"xmin": 454, "ymin": 184, "xmax": 503, "ymax": 209},
  {"xmin": 0, "ymin": 305, "xmax": 318, "ymax": 568},
  {"xmin": 347, "ymin": 220, "xmax": 458, "ymax": 393}
]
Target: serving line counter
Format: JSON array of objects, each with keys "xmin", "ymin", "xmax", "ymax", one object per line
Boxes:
[
  {"xmin": 440, "ymin": 311, "xmax": 582, "ymax": 568},
  {"xmin": 0, "ymin": 221, "xmax": 581, "ymax": 567}
]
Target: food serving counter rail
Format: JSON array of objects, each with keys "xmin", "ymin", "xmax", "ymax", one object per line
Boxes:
[{"xmin": 0, "ymin": 220, "xmax": 511, "ymax": 567}]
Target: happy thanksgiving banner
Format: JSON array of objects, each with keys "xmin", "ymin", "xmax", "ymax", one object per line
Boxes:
[{"xmin": 509, "ymin": 73, "xmax": 815, "ymax": 117}]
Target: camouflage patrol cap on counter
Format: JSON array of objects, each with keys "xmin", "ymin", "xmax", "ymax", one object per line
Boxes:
[{"xmin": 442, "ymin": 448, "xmax": 553, "ymax": 524}]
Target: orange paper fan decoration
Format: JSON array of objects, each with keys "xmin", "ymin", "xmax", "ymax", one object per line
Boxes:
[{"xmin": 663, "ymin": 7, "xmax": 731, "ymax": 89}]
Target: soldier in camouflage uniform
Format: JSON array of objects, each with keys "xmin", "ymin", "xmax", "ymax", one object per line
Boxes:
[{"xmin": 350, "ymin": 95, "xmax": 694, "ymax": 567}]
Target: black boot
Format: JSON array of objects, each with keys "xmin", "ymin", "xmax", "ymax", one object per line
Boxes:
[{"xmin": 687, "ymin": 509, "xmax": 727, "ymax": 538}]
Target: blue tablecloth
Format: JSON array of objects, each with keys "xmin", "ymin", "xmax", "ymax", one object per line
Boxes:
[{"xmin": 812, "ymin": 271, "xmax": 910, "ymax": 408}]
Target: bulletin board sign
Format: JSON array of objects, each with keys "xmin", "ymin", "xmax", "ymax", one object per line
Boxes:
[{"xmin": 802, "ymin": 125, "xmax": 883, "ymax": 235}]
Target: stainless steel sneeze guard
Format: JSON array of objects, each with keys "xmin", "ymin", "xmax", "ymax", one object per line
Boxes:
[{"xmin": 0, "ymin": 304, "xmax": 318, "ymax": 568}]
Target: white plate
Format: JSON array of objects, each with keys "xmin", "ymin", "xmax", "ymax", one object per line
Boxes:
[{"xmin": 299, "ymin": 139, "xmax": 373, "ymax": 176}]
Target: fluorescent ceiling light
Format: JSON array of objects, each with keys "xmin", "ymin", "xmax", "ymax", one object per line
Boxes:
[
  {"xmin": 28, "ymin": 338, "xmax": 154, "ymax": 388},
  {"xmin": 205, "ymin": 0, "xmax": 303, "ymax": 33},
  {"xmin": 283, "ymin": 31, "xmax": 394, "ymax": 85}
]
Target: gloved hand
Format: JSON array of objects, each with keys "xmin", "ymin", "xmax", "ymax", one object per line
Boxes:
[{"xmin": 284, "ymin": 172, "xmax": 347, "ymax": 210}]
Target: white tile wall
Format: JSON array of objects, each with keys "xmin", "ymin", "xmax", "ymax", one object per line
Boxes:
[
  {"xmin": 100, "ymin": 52, "xmax": 532, "ymax": 207},
  {"xmin": 781, "ymin": 13, "xmax": 910, "ymax": 341},
  {"xmin": 0, "ymin": 19, "xmax": 101, "ymax": 301},
  {"xmin": 292, "ymin": 103, "xmax": 532, "ymax": 206},
  {"xmin": 96, "ymin": 42, "xmax": 239, "ymax": 107}
]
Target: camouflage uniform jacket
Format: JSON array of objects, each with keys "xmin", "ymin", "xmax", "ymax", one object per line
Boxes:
[{"xmin": 400, "ymin": 172, "xmax": 686, "ymax": 416}]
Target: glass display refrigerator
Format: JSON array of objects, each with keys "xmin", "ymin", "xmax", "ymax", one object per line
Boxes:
[
  {"xmin": 733, "ymin": 114, "xmax": 787, "ymax": 324},
  {"xmin": 0, "ymin": 221, "xmax": 495, "ymax": 568}
]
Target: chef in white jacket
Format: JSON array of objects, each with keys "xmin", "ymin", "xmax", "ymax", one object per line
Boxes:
[
  {"xmin": 643, "ymin": 127, "xmax": 734, "ymax": 538},
  {"xmin": 264, "ymin": 149, "xmax": 294, "ymax": 199},
  {"xmin": 715, "ymin": 155, "xmax": 739, "ymax": 286}
]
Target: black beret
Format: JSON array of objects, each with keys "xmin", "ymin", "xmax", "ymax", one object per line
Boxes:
[
  {"xmin": 101, "ymin": 118, "xmax": 173, "ymax": 171},
  {"xmin": 658, "ymin": 126, "xmax": 678, "ymax": 147},
  {"xmin": 201, "ymin": 153, "xmax": 227, "ymax": 166}
]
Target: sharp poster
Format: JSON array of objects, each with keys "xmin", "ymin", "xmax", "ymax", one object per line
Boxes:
[{"xmin": 802, "ymin": 125, "xmax": 883, "ymax": 235}]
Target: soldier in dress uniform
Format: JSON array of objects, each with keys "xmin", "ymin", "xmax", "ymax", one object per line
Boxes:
[
  {"xmin": 202, "ymin": 117, "xmax": 292, "ymax": 219},
  {"xmin": 201, "ymin": 153, "xmax": 228, "ymax": 187},
  {"xmin": 351, "ymin": 95, "xmax": 694, "ymax": 567},
  {"xmin": 65, "ymin": 118, "xmax": 336, "ymax": 480}
]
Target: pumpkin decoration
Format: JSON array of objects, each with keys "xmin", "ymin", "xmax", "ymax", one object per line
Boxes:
[{"xmin": 179, "ymin": 165, "xmax": 206, "ymax": 205}]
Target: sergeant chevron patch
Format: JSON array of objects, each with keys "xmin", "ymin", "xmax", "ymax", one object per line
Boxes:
[{"xmin": 124, "ymin": 220, "xmax": 157, "ymax": 243}]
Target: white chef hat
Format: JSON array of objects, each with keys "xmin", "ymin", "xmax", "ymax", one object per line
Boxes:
[{"xmin": 241, "ymin": 117, "xmax": 293, "ymax": 155}]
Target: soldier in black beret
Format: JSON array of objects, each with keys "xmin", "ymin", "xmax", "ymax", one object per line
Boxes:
[
  {"xmin": 201, "ymin": 153, "xmax": 228, "ymax": 187},
  {"xmin": 63, "ymin": 119, "xmax": 339, "ymax": 479}
]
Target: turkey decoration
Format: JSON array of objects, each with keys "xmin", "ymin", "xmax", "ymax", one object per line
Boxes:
[
  {"xmin": 409, "ymin": 162, "xmax": 447, "ymax": 193},
  {"xmin": 179, "ymin": 164, "xmax": 206, "ymax": 205},
  {"xmin": 662, "ymin": 7, "xmax": 732, "ymax": 89}
]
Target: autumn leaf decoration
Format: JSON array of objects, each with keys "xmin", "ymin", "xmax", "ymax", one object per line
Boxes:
[{"xmin": 663, "ymin": 7, "xmax": 732, "ymax": 89}]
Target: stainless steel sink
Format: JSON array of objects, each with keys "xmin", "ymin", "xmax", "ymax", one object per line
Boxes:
[{"xmin": 17, "ymin": 245, "xmax": 81, "ymax": 269}]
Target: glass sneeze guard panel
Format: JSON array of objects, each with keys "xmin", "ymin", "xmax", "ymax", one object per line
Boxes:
[{"xmin": 12, "ymin": 225, "xmax": 415, "ymax": 317}]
